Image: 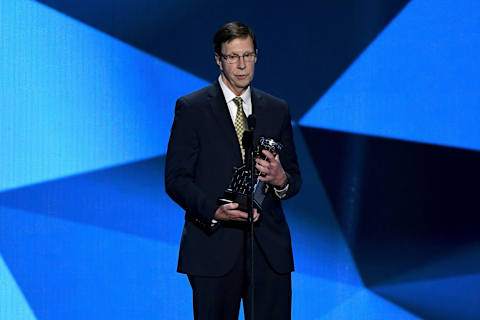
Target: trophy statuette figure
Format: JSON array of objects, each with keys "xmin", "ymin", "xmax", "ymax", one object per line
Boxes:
[{"xmin": 218, "ymin": 137, "xmax": 283, "ymax": 213}]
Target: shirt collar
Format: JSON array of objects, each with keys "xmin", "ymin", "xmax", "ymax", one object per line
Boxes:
[{"xmin": 218, "ymin": 75, "xmax": 251, "ymax": 105}]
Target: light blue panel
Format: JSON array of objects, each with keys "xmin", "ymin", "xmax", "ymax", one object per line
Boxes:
[
  {"xmin": 289, "ymin": 205, "xmax": 362, "ymax": 285},
  {"xmin": 0, "ymin": 156, "xmax": 184, "ymax": 245},
  {"xmin": 286, "ymin": 126, "xmax": 363, "ymax": 286},
  {"xmin": 0, "ymin": 206, "xmax": 191, "ymax": 320},
  {"xmin": 373, "ymin": 273, "xmax": 480, "ymax": 320},
  {"xmin": 0, "ymin": 254, "xmax": 37, "ymax": 320},
  {"xmin": 300, "ymin": 0, "xmax": 480, "ymax": 151},
  {"xmin": 373, "ymin": 243, "xmax": 480, "ymax": 285},
  {"xmin": 320, "ymin": 288, "xmax": 421, "ymax": 320},
  {"xmin": 292, "ymin": 272, "xmax": 363, "ymax": 319},
  {"xmin": 0, "ymin": 0, "xmax": 208, "ymax": 192},
  {"xmin": 372, "ymin": 244, "xmax": 480, "ymax": 320}
]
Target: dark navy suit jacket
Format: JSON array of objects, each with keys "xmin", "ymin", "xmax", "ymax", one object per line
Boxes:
[{"xmin": 165, "ymin": 81, "xmax": 301, "ymax": 276}]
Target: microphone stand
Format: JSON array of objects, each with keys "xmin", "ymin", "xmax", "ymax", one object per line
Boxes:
[
  {"xmin": 243, "ymin": 115, "xmax": 256, "ymax": 320},
  {"xmin": 249, "ymin": 137, "xmax": 255, "ymax": 320}
]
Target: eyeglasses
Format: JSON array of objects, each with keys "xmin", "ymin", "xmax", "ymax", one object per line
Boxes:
[{"xmin": 220, "ymin": 52, "xmax": 256, "ymax": 64}]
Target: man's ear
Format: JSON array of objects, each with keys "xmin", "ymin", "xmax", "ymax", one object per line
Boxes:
[{"xmin": 215, "ymin": 54, "xmax": 223, "ymax": 71}]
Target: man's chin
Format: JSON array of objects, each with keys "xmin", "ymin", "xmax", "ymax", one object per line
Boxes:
[{"xmin": 234, "ymin": 80, "xmax": 250, "ymax": 91}]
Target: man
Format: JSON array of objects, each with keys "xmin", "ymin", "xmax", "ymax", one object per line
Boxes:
[{"xmin": 165, "ymin": 21, "xmax": 301, "ymax": 320}]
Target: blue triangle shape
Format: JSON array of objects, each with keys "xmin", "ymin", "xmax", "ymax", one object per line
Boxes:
[
  {"xmin": 0, "ymin": 0, "xmax": 208, "ymax": 192},
  {"xmin": 300, "ymin": 0, "xmax": 480, "ymax": 151},
  {"xmin": 0, "ymin": 254, "xmax": 37, "ymax": 320}
]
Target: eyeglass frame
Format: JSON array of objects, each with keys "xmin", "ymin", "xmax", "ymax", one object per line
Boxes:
[{"xmin": 218, "ymin": 52, "xmax": 257, "ymax": 64}]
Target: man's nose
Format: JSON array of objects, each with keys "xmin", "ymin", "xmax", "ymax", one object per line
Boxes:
[{"xmin": 237, "ymin": 56, "xmax": 246, "ymax": 68}]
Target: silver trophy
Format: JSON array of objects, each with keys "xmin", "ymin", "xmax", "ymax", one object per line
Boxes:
[{"xmin": 218, "ymin": 137, "xmax": 283, "ymax": 212}]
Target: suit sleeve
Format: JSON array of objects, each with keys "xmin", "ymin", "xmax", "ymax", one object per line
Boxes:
[
  {"xmin": 164, "ymin": 97, "xmax": 218, "ymax": 228},
  {"xmin": 278, "ymin": 105, "xmax": 302, "ymax": 199}
]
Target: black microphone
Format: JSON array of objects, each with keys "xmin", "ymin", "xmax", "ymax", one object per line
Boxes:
[
  {"xmin": 247, "ymin": 114, "xmax": 256, "ymax": 131},
  {"xmin": 242, "ymin": 115, "xmax": 256, "ymax": 158}
]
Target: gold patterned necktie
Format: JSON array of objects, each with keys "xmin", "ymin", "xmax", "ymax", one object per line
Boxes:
[{"xmin": 233, "ymin": 97, "xmax": 247, "ymax": 162}]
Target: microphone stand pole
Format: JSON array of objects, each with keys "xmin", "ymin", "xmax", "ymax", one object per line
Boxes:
[
  {"xmin": 243, "ymin": 114, "xmax": 256, "ymax": 320},
  {"xmin": 248, "ymin": 140, "xmax": 255, "ymax": 320}
]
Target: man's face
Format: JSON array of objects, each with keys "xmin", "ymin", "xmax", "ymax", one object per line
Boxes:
[{"xmin": 215, "ymin": 36, "xmax": 257, "ymax": 96}]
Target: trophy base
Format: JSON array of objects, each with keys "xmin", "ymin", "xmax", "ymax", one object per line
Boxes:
[{"xmin": 218, "ymin": 190, "xmax": 260, "ymax": 213}]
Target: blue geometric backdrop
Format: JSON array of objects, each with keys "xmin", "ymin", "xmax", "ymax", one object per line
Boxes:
[{"xmin": 1, "ymin": 0, "xmax": 479, "ymax": 319}]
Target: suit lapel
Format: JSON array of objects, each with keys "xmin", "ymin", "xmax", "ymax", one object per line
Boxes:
[
  {"xmin": 208, "ymin": 82, "xmax": 242, "ymax": 159},
  {"xmin": 251, "ymin": 87, "xmax": 265, "ymax": 145}
]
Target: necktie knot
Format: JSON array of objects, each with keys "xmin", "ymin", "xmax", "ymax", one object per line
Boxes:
[
  {"xmin": 233, "ymin": 97, "xmax": 243, "ymax": 108},
  {"xmin": 233, "ymin": 97, "xmax": 247, "ymax": 162}
]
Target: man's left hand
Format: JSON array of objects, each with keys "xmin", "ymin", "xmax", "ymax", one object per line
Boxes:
[{"xmin": 255, "ymin": 150, "xmax": 287, "ymax": 187}]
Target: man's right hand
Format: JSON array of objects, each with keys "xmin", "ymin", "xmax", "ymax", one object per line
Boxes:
[{"xmin": 214, "ymin": 203, "xmax": 259, "ymax": 222}]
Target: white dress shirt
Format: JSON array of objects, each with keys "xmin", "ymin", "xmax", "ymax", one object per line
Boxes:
[{"xmin": 218, "ymin": 75, "xmax": 252, "ymax": 121}]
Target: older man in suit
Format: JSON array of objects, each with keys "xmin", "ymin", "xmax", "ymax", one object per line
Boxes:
[{"xmin": 165, "ymin": 21, "xmax": 301, "ymax": 320}]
